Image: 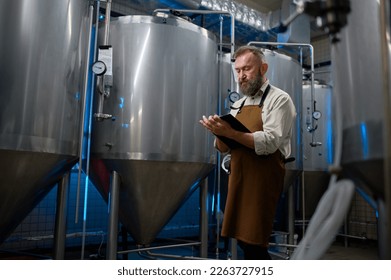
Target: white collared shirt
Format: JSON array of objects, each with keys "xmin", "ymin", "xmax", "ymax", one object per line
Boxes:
[{"xmin": 230, "ymin": 80, "xmax": 297, "ymax": 157}]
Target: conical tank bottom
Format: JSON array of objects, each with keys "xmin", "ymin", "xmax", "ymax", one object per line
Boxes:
[
  {"xmin": 341, "ymin": 120, "xmax": 385, "ymax": 198},
  {"xmin": 0, "ymin": 149, "xmax": 77, "ymax": 244},
  {"xmin": 91, "ymin": 159, "xmax": 214, "ymax": 245}
]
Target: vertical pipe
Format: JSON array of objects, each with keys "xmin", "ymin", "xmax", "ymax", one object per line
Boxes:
[
  {"xmin": 95, "ymin": 0, "xmax": 112, "ymax": 118},
  {"xmin": 301, "ymin": 172, "xmax": 306, "ymax": 236},
  {"xmin": 103, "ymin": 0, "xmax": 112, "ymax": 46},
  {"xmin": 75, "ymin": 3, "xmax": 94, "ymax": 223},
  {"xmin": 53, "ymin": 172, "xmax": 71, "ymax": 260},
  {"xmin": 214, "ymin": 14, "xmax": 224, "ymax": 260},
  {"xmin": 378, "ymin": 0, "xmax": 391, "ymax": 260},
  {"xmin": 230, "ymin": 238, "xmax": 238, "ymax": 259},
  {"xmin": 288, "ymin": 180, "xmax": 295, "ymax": 247},
  {"xmin": 200, "ymin": 178, "xmax": 209, "ymax": 258},
  {"xmin": 80, "ymin": 1, "xmax": 99, "ymax": 260},
  {"xmin": 106, "ymin": 170, "xmax": 120, "ymax": 260}
]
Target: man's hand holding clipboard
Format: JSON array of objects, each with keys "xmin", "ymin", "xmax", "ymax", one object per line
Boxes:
[{"xmin": 199, "ymin": 114, "xmax": 252, "ymax": 150}]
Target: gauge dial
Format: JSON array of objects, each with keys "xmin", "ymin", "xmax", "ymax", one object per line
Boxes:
[
  {"xmin": 312, "ymin": 110, "xmax": 322, "ymax": 120},
  {"xmin": 228, "ymin": 91, "xmax": 241, "ymax": 103},
  {"xmin": 92, "ymin": 60, "xmax": 107, "ymax": 76}
]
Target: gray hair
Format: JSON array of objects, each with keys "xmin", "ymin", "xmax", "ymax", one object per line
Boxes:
[{"xmin": 233, "ymin": 45, "xmax": 267, "ymax": 64}]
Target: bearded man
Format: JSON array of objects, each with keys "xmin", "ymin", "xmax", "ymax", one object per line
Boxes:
[{"xmin": 200, "ymin": 45, "xmax": 296, "ymax": 260}]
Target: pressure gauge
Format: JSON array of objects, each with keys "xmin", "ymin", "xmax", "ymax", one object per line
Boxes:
[
  {"xmin": 228, "ymin": 91, "xmax": 241, "ymax": 103},
  {"xmin": 92, "ymin": 60, "xmax": 107, "ymax": 76},
  {"xmin": 312, "ymin": 110, "xmax": 322, "ymax": 120}
]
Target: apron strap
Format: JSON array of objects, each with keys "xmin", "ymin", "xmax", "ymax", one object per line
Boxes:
[{"xmin": 258, "ymin": 84, "xmax": 271, "ymax": 108}]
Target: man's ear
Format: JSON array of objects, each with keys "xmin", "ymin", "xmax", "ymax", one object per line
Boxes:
[{"xmin": 261, "ymin": 63, "xmax": 268, "ymax": 76}]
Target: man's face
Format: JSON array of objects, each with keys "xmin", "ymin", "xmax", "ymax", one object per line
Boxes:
[{"xmin": 234, "ymin": 51, "xmax": 264, "ymax": 97}]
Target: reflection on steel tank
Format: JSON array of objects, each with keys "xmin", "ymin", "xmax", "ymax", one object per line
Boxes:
[
  {"xmin": 0, "ymin": 0, "xmax": 90, "ymax": 244},
  {"xmin": 301, "ymin": 81, "xmax": 334, "ymax": 219},
  {"xmin": 90, "ymin": 14, "xmax": 218, "ymax": 246}
]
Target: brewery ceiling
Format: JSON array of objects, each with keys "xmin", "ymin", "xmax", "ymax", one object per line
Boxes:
[
  {"xmin": 235, "ymin": 0, "xmax": 327, "ymax": 40},
  {"xmin": 235, "ymin": 0, "xmax": 283, "ymax": 13}
]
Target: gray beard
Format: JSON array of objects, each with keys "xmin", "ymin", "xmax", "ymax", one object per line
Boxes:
[{"xmin": 240, "ymin": 74, "xmax": 263, "ymax": 97}]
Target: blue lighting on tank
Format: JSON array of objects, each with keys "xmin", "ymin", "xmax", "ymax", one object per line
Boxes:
[
  {"xmin": 326, "ymin": 93, "xmax": 333, "ymax": 164},
  {"xmin": 327, "ymin": 121, "xmax": 333, "ymax": 164},
  {"xmin": 75, "ymin": 92, "xmax": 80, "ymax": 100},
  {"xmin": 119, "ymin": 97, "xmax": 124, "ymax": 108},
  {"xmin": 360, "ymin": 122, "xmax": 369, "ymax": 159},
  {"xmin": 122, "ymin": 123, "xmax": 129, "ymax": 128}
]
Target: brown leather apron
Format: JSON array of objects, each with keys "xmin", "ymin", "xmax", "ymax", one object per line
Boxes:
[{"xmin": 221, "ymin": 87, "xmax": 285, "ymax": 246}]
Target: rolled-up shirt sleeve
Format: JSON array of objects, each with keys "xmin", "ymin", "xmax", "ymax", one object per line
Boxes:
[{"xmin": 253, "ymin": 93, "xmax": 296, "ymax": 156}]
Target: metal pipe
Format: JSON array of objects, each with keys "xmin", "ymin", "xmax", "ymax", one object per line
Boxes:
[
  {"xmin": 118, "ymin": 241, "xmax": 201, "ymax": 255},
  {"xmin": 106, "ymin": 170, "xmax": 120, "ymax": 260},
  {"xmin": 95, "ymin": 0, "xmax": 113, "ymax": 121},
  {"xmin": 75, "ymin": 3, "xmax": 94, "ymax": 224},
  {"xmin": 214, "ymin": 15, "xmax": 225, "ymax": 260},
  {"xmin": 141, "ymin": 250, "xmax": 209, "ymax": 260},
  {"xmin": 378, "ymin": 0, "xmax": 391, "ymax": 260},
  {"xmin": 247, "ymin": 41, "xmax": 319, "ymax": 148},
  {"xmin": 301, "ymin": 172, "xmax": 306, "ymax": 236},
  {"xmin": 269, "ymin": 242, "xmax": 298, "ymax": 249},
  {"xmin": 288, "ymin": 180, "xmax": 295, "ymax": 248},
  {"xmin": 103, "ymin": 0, "xmax": 111, "ymax": 46},
  {"xmin": 200, "ymin": 179, "xmax": 208, "ymax": 258},
  {"xmin": 81, "ymin": 1, "xmax": 100, "ymax": 260},
  {"xmin": 53, "ymin": 172, "xmax": 71, "ymax": 260}
]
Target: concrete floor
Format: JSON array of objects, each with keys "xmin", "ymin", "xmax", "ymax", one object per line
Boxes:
[
  {"xmin": 0, "ymin": 237, "xmax": 379, "ymax": 260},
  {"xmin": 321, "ymin": 241, "xmax": 379, "ymax": 260}
]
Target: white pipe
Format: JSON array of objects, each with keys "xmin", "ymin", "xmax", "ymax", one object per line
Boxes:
[{"xmin": 290, "ymin": 178, "xmax": 355, "ymax": 259}]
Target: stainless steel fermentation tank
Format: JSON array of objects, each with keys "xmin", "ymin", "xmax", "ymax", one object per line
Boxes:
[
  {"xmin": 331, "ymin": 0, "xmax": 391, "ymax": 258},
  {"xmin": 302, "ymin": 81, "xmax": 333, "ymax": 219},
  {"xmin": 0, "ymin": 0, "xmax": 90, "ymax": 244},
  {"xmin": 90, "ymin": 15, "xmax": 218, "ymax": 246}
]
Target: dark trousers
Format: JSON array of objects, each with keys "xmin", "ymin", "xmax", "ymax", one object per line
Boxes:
[{"xmin": 238, "ymin": 241, "xmax": 271, "ymax": 260}]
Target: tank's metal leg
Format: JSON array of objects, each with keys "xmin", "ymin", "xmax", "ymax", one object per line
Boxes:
[
  {"xmin": 288, "ymin": 181, "xmax": 295, "ymax": 253},
  {"xmin": 106, "ymin": 170, "xmax": 120, "ymax": 260},
  {"xmin": 200, "ymin": 178, "xmax": 208, "ymax": 258},
  {"xmin": 53, "ymin": 172, "xmax": 71, "ymax": 260},
  {"xmin": 378, "ymin": 199, "xmax": 391, "ymax": 259},
  {"xmin": 229, "ymin": 238, "xmax": 238, "ymax": 259}
]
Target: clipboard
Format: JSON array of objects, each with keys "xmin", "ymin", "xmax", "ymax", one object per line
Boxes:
[{"xmin": 216, "ymin": 114, "xmax": 251, "ymax": 149}]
